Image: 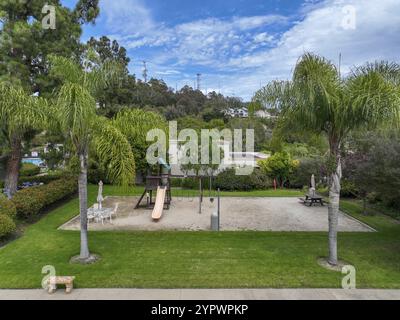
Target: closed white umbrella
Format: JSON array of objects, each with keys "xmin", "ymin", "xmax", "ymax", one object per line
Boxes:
[
  {"xmin": 311, "ymin": 174, "xmax": 316, "ymax": 189},
  {"xmin": 310, "ymin": 174, "xmax": 316, "ymax": 197},
  {"xmin": 97, "ymin": 180, "xmax": 104, "ymax": 210}
]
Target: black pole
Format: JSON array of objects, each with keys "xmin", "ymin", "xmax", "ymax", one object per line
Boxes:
[
  {"xmin": 199, "ymin": 177, "xmax": 202, "ymax": 214},
  {"xmin": 217, "ymin": 188, "xmax": 220, "ymax": 231}
]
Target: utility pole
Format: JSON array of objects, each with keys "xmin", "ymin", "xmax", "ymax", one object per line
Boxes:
[{"xmin": 142, "ymin": 61, "xmax": 148, "ymax": 83}]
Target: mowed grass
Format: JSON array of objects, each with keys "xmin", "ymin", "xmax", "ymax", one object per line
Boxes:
[{"xmin": 0, "ymin": 185, "xmax": 399, "ymax": 289}]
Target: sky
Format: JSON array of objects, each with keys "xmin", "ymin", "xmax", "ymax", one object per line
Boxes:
[{"xmin": 62, "ymin": 0, "xmax": 400, "ymax": 100}]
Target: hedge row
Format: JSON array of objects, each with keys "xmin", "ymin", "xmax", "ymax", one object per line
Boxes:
[
  {"xmin": 18, "ymin": 172, "xmax": 63, "ymax": 185},
  {"xmin": 20, "ymin": 163, "xmax": 41, "ymax": 177},
  {"xmin": 0, "ymin": 197, "xmax": 17, "ymax": 238},
  {"xmin": 0, "ymin": 172, "xmax": 64, "ymax": 190},
  {"xmin": 171, "ymin": 168, "xmax": 272, "ymax": 191},
  {"xmin": 214, "ymin": 168, "xmax": 272, "ymax": 191},
  {"xmin": 11, "ymin": 176, "xmax": 77, "ymax": 218}
]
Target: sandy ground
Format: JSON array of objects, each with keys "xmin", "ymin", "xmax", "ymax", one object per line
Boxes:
[{"xmin": 59, "ymin": 196, "xmax": 374, "ymax": 232}]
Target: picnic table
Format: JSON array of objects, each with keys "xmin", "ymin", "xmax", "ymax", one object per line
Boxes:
[
  {"xmin": 87, "ymin": 207, "xmax": 114, "ymax": 224},
  {"xmin": 299, "ymin": 194, "xmax": 324, "ymax": 207}
]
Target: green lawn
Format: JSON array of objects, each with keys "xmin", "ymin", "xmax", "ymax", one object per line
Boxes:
[{"xmin": 0, "ymin": 185, "xmax": 399, "ymax": 289}]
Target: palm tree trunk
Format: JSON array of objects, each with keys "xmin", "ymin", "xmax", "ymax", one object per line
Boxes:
[
  {"xmin": 328, "ymin": 154, "xmax": 342, "ymax": 266},
  {"xmin": 4, "ymin": 136, "xmax": 22, "ymax": 199},
  {"xmin": 78, "ymin": 151, "xmax": 90, "ymax": 260}
]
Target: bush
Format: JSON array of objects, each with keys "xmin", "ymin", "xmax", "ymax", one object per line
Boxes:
[
  {"xmin": 19, "ymin": 172, "xmax": 63, "ymax": 185},
  {"xmin": 289, "ymin": 156, "xmax": 325, "ymax": 189},
  {"xmin": 214, "ymin": 168, "xmax": 271, "ymax": 191},
  {"xmin": 20, "ymin": 163, "xmax": 41, "ymax": 177},
  {"xmin": 0, "ymin": 196, "xmax": 17, "ymax": 219},
  {"xmin": 340, "ymin": 179, "xmax": 357, "ymax": 198},
  {"xmin": 12, "ymin": 176, "xmax": 77, "ymax": 218},
  {"xmin": 258, "ymin": 152, "xmax": 299, "ymax": 187},
  {"xmin": 366, "ymin": 192, "xmax": 380, "ymax": 204},
  {"xmin": 0, "ymin": 214, "xmax": 16, "ymax": 238},
  {"xmin": 87, "ymin": 160, "xmax": 110, "ymax": 184}
]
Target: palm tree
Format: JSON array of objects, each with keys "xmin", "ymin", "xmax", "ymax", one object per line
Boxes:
[
  {"xmin": 256, "ymin": 53, "xmax": 400, "ymax": 265},
  {"xmin": 0, "ymin": 84, "xmax": 47, "ymax": 198},
  {"xmin": 49, "ymin": 55, "xmax": 135, "ymax": 263}
]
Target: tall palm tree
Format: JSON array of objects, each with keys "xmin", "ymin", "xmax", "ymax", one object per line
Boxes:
[
  {"xmin": 49, "ymin": 55, "xmax": 135, "ymax": 263},
  {"xmin": 0, "ymin": 84, "xmax": 47, "ymax": 198},
  {"xmin": 256, "ymin": 53, "xmax": 400, "ymax": 265}
]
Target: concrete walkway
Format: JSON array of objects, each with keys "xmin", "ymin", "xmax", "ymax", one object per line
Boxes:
[{"xmin": 0, "ymin": 289, "xmax": 399, "ymax": 300}]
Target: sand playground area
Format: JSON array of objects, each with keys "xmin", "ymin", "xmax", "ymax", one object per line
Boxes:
[{"xmin": 59, "ymin": 196, "xmax": 374, "ymax": 232}]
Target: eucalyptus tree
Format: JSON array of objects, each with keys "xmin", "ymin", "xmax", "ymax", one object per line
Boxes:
[
  {"xmin": 49, "ymin": 55, "xmax": 135, "ymax": 262},
  {"xmin": 255, "ymin": 53, "xmax": 400, "ymax": 265},
  {"xmin": 0, "ymin": 84, "xmax": 47, "ymax": 198}
]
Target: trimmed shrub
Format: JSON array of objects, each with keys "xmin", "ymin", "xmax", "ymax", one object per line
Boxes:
[
  {"xmin": 12, "ymin": 176, "xmax": 77, "ymax": 218},
  {"xmin": 214, "ymin": 168, "xmax": 271, "ymax": 191},
  {"xmin": 19, "ymin": 172, "xmax": 63, "ymax": 185},
  {"xmin": 0, "ymin": 196, "xmax": 17, "ymax": 219},
  {"xmin": 20, "ymin": 163, "xmax": 41, "ymax": 177},
  {"xmin": 0, "ymin": 214, "xmax": 16, "ymax": 238}
]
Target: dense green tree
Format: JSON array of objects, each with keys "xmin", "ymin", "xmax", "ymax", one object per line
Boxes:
[
  {"xmin": 258, "ymin": 152, "xmax": 298, "ymax": 187},
  {"xmin": 343, "ymin": 130, "xmax": 400, "ymax": 212},
  {"xmin": 86, "ymin": 36, "xmax": 136, "ymax": 116},
  {"xmin": 0, "ymin": 84, "xmax": 47, "ymax": 197},
  {"xmin": 0, "ymin": 0, "xmax": 99, "ymax": 93}
]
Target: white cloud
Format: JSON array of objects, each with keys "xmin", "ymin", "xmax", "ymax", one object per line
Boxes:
[
  {"xmin": 99, "ymin": 0, "xmax": 400, "ymax": 100},
  {"xmin": 211, "ymin": 0, "xmax": 400, "ymax": 99},
  {"xmin": 100, "ymin": 0, "xmax": 154, "ymax": 33}
]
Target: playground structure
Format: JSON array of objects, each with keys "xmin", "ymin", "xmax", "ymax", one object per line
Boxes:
[
  {"xmin": 135, "ymin": 158, "xmax": 172, "ymax": 220},
  {"xmin": 134, "ymin": 157, "xmax": 220, "ymax": 222}
]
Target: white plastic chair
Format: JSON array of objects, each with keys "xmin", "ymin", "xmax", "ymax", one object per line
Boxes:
[
  {"xmin": 109, "ymin": 203, "xmax": 119, "ymax": 223},
  {"xmin": 87, "ymin": 204, "xmax": 99, "ymax": 224}
]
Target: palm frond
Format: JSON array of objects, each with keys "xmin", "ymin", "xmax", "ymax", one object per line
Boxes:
[
  {"xmin": 56, "ymin": 82, "xmax": 97, "ymax": 151},
  {"xmin": 0, "ymin": 83, "xmax": 48, "ymax": 138},
  {"xmin": 344, "ymin": 70, "xmax": 400, "ymax": 130},
  {"xmin": 352, "ymin": 61, "xmax": 400, "ymax": 86},
  {"xmin": 48, "ymin": 55, "xmax": 84, "ymax": 85},
  {"xmin": 85, "ymin": 60, "xmax": 125, "ymax": 98},
  {"xmin": 92, "ymin": 117, "xmax": 136, "ymax": 186},
  {"xmin": 112, "ymin": 108, "xmax": 168, "ymax": 146}
]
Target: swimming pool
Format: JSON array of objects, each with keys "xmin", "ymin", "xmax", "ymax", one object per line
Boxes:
[{"xmin": 22, "ymin": 158, "xmax": 44, "ymax": 166}]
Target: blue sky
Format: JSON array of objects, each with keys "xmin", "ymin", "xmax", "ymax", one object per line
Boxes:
[{"xmin": 62, "ymin": 0, "xmax": 400, "ymax": 100}]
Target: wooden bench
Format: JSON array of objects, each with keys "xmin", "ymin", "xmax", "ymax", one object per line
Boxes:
[{"xmin": 47, "ymin": 276, "xmax": 75, "ymax": 294}]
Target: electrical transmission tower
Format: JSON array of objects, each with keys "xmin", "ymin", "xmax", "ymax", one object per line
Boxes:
[
  {"xmin": 142, "ymin": 61, "xmax": 148, "ymax": 83},
  {"xmin": 196, "ymin": 73, "xmax": 202, "ymax": 91}
]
